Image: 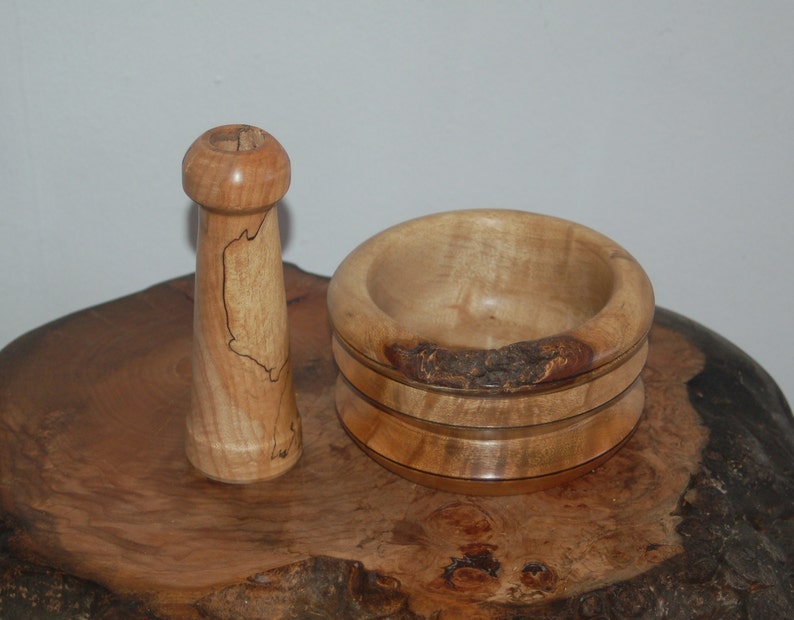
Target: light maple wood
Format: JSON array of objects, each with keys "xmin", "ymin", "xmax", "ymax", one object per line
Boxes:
[
  {"xmin": 328, "ymin": 209, "xmax": 655, "ymax": 391},
  {"xmin": 332, "ymin": 335, "xmax": 649, "ymax": 427},
  {"xmin": 327, "ymin": 209, "xmax": 654, "ymax": 493},
  {"xmin": 181, "ymin": 124, "xmax": 301, "ymax": 483},
  {"xmin": 337, "ymin": 376, "xmax": 644, "ymax": 494}
]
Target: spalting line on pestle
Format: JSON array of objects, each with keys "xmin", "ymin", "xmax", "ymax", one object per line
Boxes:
[
  {"xmin": 271, "ymin": 360, "xmax": 298, "ymax": 461},
  {"xmin": 221, "ymin": 211, "xmax": 285, "ymax": 383}
]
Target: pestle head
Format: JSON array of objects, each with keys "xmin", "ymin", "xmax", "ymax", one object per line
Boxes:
[{"xmin": 182, "ymin": 124, "xmax": 291, "ymax": 214}]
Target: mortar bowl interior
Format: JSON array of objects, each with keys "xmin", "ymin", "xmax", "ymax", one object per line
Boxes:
[{"xmin": 328, "ymin": 209, "xmax": 654, "ymax": 393}]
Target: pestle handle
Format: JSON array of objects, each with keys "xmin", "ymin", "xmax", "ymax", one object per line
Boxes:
[{"xmin": 183, "ymin": 124, "xmax": 302, "ymax": 483}]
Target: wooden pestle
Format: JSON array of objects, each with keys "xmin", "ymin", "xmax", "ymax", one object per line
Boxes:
[{"xmin": 182, "ymin": 124, "xmax": 301, "ymax": 483}]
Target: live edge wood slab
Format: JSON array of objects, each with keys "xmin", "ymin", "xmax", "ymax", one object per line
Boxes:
[{"xmin": 1, "ymin": 265, "xmax": 792, "ymax": 619}]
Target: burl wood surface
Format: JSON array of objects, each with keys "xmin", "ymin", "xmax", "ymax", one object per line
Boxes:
[{"xmin": 1, "ymin": 265, "xmax": 793, "ymax": 618}]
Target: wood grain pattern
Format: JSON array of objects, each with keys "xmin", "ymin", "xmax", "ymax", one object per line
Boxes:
[
  {"xmin": 182, "ymin": 125, "xmax": 301, "ymax": 482},
  {"xmin": 327, "ymin": 210, "xmax": 655, "ymax": 391},
  {"xmin": 4, "ymin": 266, "xmax": 789, "ymax": 618},
  {"xmin": 332, "ymin": 336, "xmax": 649, "ymax": 428},
  {"xmin": 336, "ymin": 375, "xmax": 644, "ymax": 493},
  {"xmin": 328, "ymin": 209, "xmax": 654, "ymax": 492}
]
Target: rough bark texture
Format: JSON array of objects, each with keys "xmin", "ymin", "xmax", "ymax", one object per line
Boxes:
[
  {"xmin": 1, "ymin": 265, "xmax": 792, "ymax": 619},
  {"xmin": 384, "ymin": 334, "xmax": 595, "ymax": 390}
]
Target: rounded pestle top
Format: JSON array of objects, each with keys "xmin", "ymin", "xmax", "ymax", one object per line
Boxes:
[{"xmin": 182, "ymin": 124, "xmax": 291, "ymax": 214}]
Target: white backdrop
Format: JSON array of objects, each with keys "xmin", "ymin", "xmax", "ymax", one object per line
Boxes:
[{"xmin": 2, "ymin": 2, "xmax": 792, "ymax": 405}]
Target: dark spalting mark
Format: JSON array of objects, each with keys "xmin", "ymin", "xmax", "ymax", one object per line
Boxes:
[
  {"xmin": 441, "ymin": 544, "xmax": 501, "ymax": 589},
  {"xmin": 271, "ymin": 417, "xmax": 296, "ymax": 461},
  {"xmin": 385, "ymin": 335, "xmax": 593, "ymax": 390},
  {"xmin": 520, "ymin": 561, "xmax": 557, "ymax": 591},
  {"xmin": 270, "ymin": 363, "xmax": 297, "ymax": 461},
  {"xmin": 223, "ymin": 333, "xmax": 277, "ymax": 376},
  {"xmin": 221, "ymin": 213, "xmax": 299, "ymax": 460},
  {"xmin": 221, "ymin": 212, "xmax": 288, "ymax": 383}
]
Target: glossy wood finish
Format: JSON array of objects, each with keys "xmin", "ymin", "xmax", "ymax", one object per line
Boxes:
[
  {"xmin": 328, "ymin": 210, "xmax": 655, "ymax": 392},
  {"xmin": 1, "ymin": 268, "xmax": 791, "ymax": 618},
  {"xmin": 327, "ymin": 210, "xmax": 654, "ymax": 492},
  {"xmin": 332, "ymin": 336, "xmax": 649, "ymax": 428},
  {"xmin": 182, "ymin": 125, "xmax": 301, "ymax": 483},
  {"xmin": 336, "ymin": 376, "xmax": 644, "ymax": 494}
]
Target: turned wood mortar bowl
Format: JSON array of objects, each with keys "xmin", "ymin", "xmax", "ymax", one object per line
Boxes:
[{"xmin": 327, "ymin": 209, "xmax": 655, "ymax": 495}]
